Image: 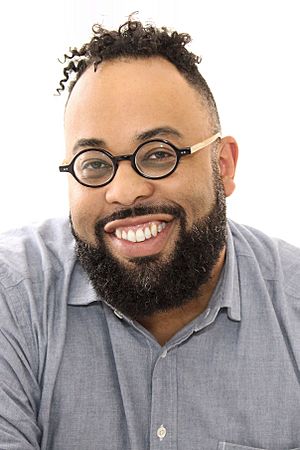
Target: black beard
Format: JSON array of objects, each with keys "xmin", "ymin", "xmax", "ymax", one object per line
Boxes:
[{"xmin": 71, "ymin": 166, "xmax": 227, "ymax": 320}]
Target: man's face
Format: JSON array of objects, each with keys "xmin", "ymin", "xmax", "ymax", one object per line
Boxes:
[{"xmin": 64, "ymin": 57, "xmax": 237, "ymax": 318}]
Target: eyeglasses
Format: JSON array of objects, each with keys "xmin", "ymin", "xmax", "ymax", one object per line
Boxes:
[{"xmin": 59, "ymin": 132, "xmax": 221, "ymax": 188}]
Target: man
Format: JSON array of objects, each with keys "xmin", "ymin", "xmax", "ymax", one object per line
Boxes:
[{"xmin": 0, "ymin": 19, "xmax": 300, "ymax": 450}]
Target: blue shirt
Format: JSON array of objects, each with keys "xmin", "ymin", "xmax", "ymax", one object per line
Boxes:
[{"xmin": 0, "ymin": 218, "xmax": 300, "ymax": 450}]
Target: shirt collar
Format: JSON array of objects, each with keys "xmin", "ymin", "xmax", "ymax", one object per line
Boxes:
[
  {"xmin": 67, "ymin": 261, "xmax": 99, "ymax": 306},
  {"xmin": 188, "ymin": 221, "xmax": 241, "ymax": 325},
  {"xmin": 216, "ymin": 221, "xmax": 241, "ymax": 321}
]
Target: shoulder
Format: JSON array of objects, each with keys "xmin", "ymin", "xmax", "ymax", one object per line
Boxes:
[
  {"xmin": 0, "ymin": 217, "xmax": 75, "ymax": 288},
  {"xmin": 0, "ymin": 218, "xmax": 77, "ymax": 388},
  {"xmin": 228, "ymin": 219, "xmax": 300, "ymax": 298}
]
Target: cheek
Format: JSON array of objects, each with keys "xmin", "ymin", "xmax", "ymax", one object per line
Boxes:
[
  {"xmin": 159, "ymin": 165, "xmax": 215, "ymax": 219},
  {"xmin": 68, "ymin": 181, "xmax": 105, "ymax": 240}
]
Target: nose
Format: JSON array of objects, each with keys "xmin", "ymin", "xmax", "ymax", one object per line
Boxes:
[{"xmin": 105, "ymin": 160, "xmax": 155, "ymax": 206}]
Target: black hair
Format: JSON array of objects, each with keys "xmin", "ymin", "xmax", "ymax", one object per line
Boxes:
[{"xmin": 58, "ymin": 18, "xmax": 220, "ymax": 131}]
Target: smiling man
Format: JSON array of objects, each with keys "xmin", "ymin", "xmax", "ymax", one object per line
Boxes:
[
  {"xmin": 1, "ymin": 19, "xmax": 300, "ymax": 450},
  {"xmin": 64, "ymin": 53, "xmax": 236, "ymax": 341}
]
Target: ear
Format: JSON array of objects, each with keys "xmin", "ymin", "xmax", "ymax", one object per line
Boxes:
[{"xmin": 217, "ymin": 136, "xmax": 239, "ymax": 197}]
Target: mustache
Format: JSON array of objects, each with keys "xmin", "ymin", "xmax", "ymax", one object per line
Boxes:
[{"xmin": 95, "ymin": 203, "xmax": 185, "ymax": 234}]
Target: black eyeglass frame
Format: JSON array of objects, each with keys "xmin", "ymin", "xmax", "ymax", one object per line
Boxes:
[{"xmin": 59, "ymin": 132, "xmax": 221, "ymax": 188}]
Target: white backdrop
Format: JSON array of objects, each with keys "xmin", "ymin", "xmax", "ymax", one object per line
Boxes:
[{"xmin": 1, "ymin": 0, "xmax": 299, "ymax": 245}]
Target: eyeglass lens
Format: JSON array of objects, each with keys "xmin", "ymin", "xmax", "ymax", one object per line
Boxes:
[
  {"xmin": 135, "ymin": 141, "xmax": 177, "ymax": 177},
  {"xmin": 74, "ymin": 150, "xmax": 114, "ymax": 186}
]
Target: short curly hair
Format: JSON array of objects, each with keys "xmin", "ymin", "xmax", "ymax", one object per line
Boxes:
[{"xmin": 59, "ymin": 19, "xmax": 220, "ymax": 131}]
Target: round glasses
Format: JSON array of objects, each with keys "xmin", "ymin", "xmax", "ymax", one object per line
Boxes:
[{"xmin": 59, "ymin": 132, "xmax": 221, "ymax": 188}]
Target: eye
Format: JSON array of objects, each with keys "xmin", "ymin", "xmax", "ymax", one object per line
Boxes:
[
  {"xmin": 141, "ymin": 145, "xmax": 176, "ymax": 163},
  {"xmin": 75, "ymin": 151, "xmax": 114, "ymax": 180},
  {"xmin": 146, "ymin": 149, "xmax": 174, "ymax": 160},
  {"xmin": 81, "ymin": 159, "xmax": 111, "ymax": 170}
]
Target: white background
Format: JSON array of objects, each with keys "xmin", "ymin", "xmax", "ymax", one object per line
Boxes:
[{"xmin": 0, "ymin": 0, "xmax": 299, "ymax": 245}]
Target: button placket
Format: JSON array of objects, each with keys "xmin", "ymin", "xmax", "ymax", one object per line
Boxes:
[{"xmin": 150, "ymin": 348, "xmax": 177, "ymax": 449}]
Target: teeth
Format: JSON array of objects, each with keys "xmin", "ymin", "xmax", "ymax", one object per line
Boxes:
[
  {"xmin": 136, "ymin": 229, "xmax": 146, "ymax": 242},
  {"xmin": 144, "ymin": 227, "xmax": 151, "ymax": 239},
  {"xmin": 151, "ymin": 223, "xmax": 158, "ymax": 237},
  {"xmin": 127, "ymin": 230, "xmax": 137, "ymax": 243},
  {"xmin": 115, "ymin": 222, "xmax": 166, "ymax": 242}
]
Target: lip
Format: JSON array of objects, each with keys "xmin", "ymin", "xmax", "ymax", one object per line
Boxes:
[
  {"xmin": 105, "ymin": 218, "xmax": 176, "ymax": 258},
  {"xmin": 104, "ymin": 214, "xmax": 174, "ymax": 233}
]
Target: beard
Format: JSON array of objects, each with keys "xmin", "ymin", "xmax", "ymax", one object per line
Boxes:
[{"xmin": 71, "ymin": 162, "xmax": 227, "ymax": 320}]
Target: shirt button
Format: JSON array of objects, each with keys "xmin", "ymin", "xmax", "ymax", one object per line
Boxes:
[
  {"xmin": 161, "ymin": 349, "xmax": 168, "ymax": 358},
  {"xmin": 157, "ymin": 424, "xmax": 167, "ymax": 441}
]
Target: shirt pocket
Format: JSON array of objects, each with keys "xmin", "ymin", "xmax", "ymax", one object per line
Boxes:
[{"xmin": 218, "ymin": 443, "xmax": 300, "ymax": 450}]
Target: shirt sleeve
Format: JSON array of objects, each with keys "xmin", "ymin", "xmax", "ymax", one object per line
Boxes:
[{"xmin": 0, "ymin": 284, "xmax": 41, "ymax": 449}]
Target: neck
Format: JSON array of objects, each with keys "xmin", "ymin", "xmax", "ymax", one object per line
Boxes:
[{"xmin": 138, "ymin": 248, "xmax": 225, "ymax": 346}]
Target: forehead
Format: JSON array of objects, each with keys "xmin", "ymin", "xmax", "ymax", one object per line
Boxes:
[{"xmin": 64, "ymin": 57, "xmax": 210, "ymax": 149}]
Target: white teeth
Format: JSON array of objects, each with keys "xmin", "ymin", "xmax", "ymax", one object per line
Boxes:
[
  {"xmin": 136, "ymin": 228, "xmax": 146, "ymax": 242},
  {"xmin": 127, "ymin": 230, "xmax": 137, "ymax": 243},
  {"xmin": 144, "ymin": 227, "xmax": 151, "ymax": 239},
  {"xmin": 114, "ymin": 222, "xmax": 166, "ymax": 242},
  {"xmin": 151, "ymin": 223, "xmax": 158, "ymax": 237}
]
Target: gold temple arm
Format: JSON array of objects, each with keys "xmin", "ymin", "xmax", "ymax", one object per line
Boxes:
[{"xmin": 190, "ymin": 132, "xmax": 221, "ymax": 154}]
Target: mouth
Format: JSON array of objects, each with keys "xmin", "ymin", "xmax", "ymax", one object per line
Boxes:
[
  {"xmin": 103, "ymin": 214, "xmax": 176, "ymax": 258},
  {"xmin": 115, "ymin": 221, "xmax": 167, "ymax": 242}
]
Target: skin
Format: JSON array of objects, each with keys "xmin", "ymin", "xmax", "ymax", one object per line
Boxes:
[{"xmin": 64, "ymin": 56, "xmax": 238, "ymax": 345}]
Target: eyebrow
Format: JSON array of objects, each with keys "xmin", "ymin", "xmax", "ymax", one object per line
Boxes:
[
  {"xmin": 72, "ymin": 126, "xmax": 183, "ymax": 155},
  {"xmin": 72, "ymin": 138, "xmax": 106, "ymax": 155},
  {"xmin": 135, "ymin": 126, "xmax": 183, "ymax": 141}
]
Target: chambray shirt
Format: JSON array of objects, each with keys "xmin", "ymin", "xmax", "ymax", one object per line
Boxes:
[{"xmin": 1, "ymin": 218, "xmax": 300, "ymax": 450}]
